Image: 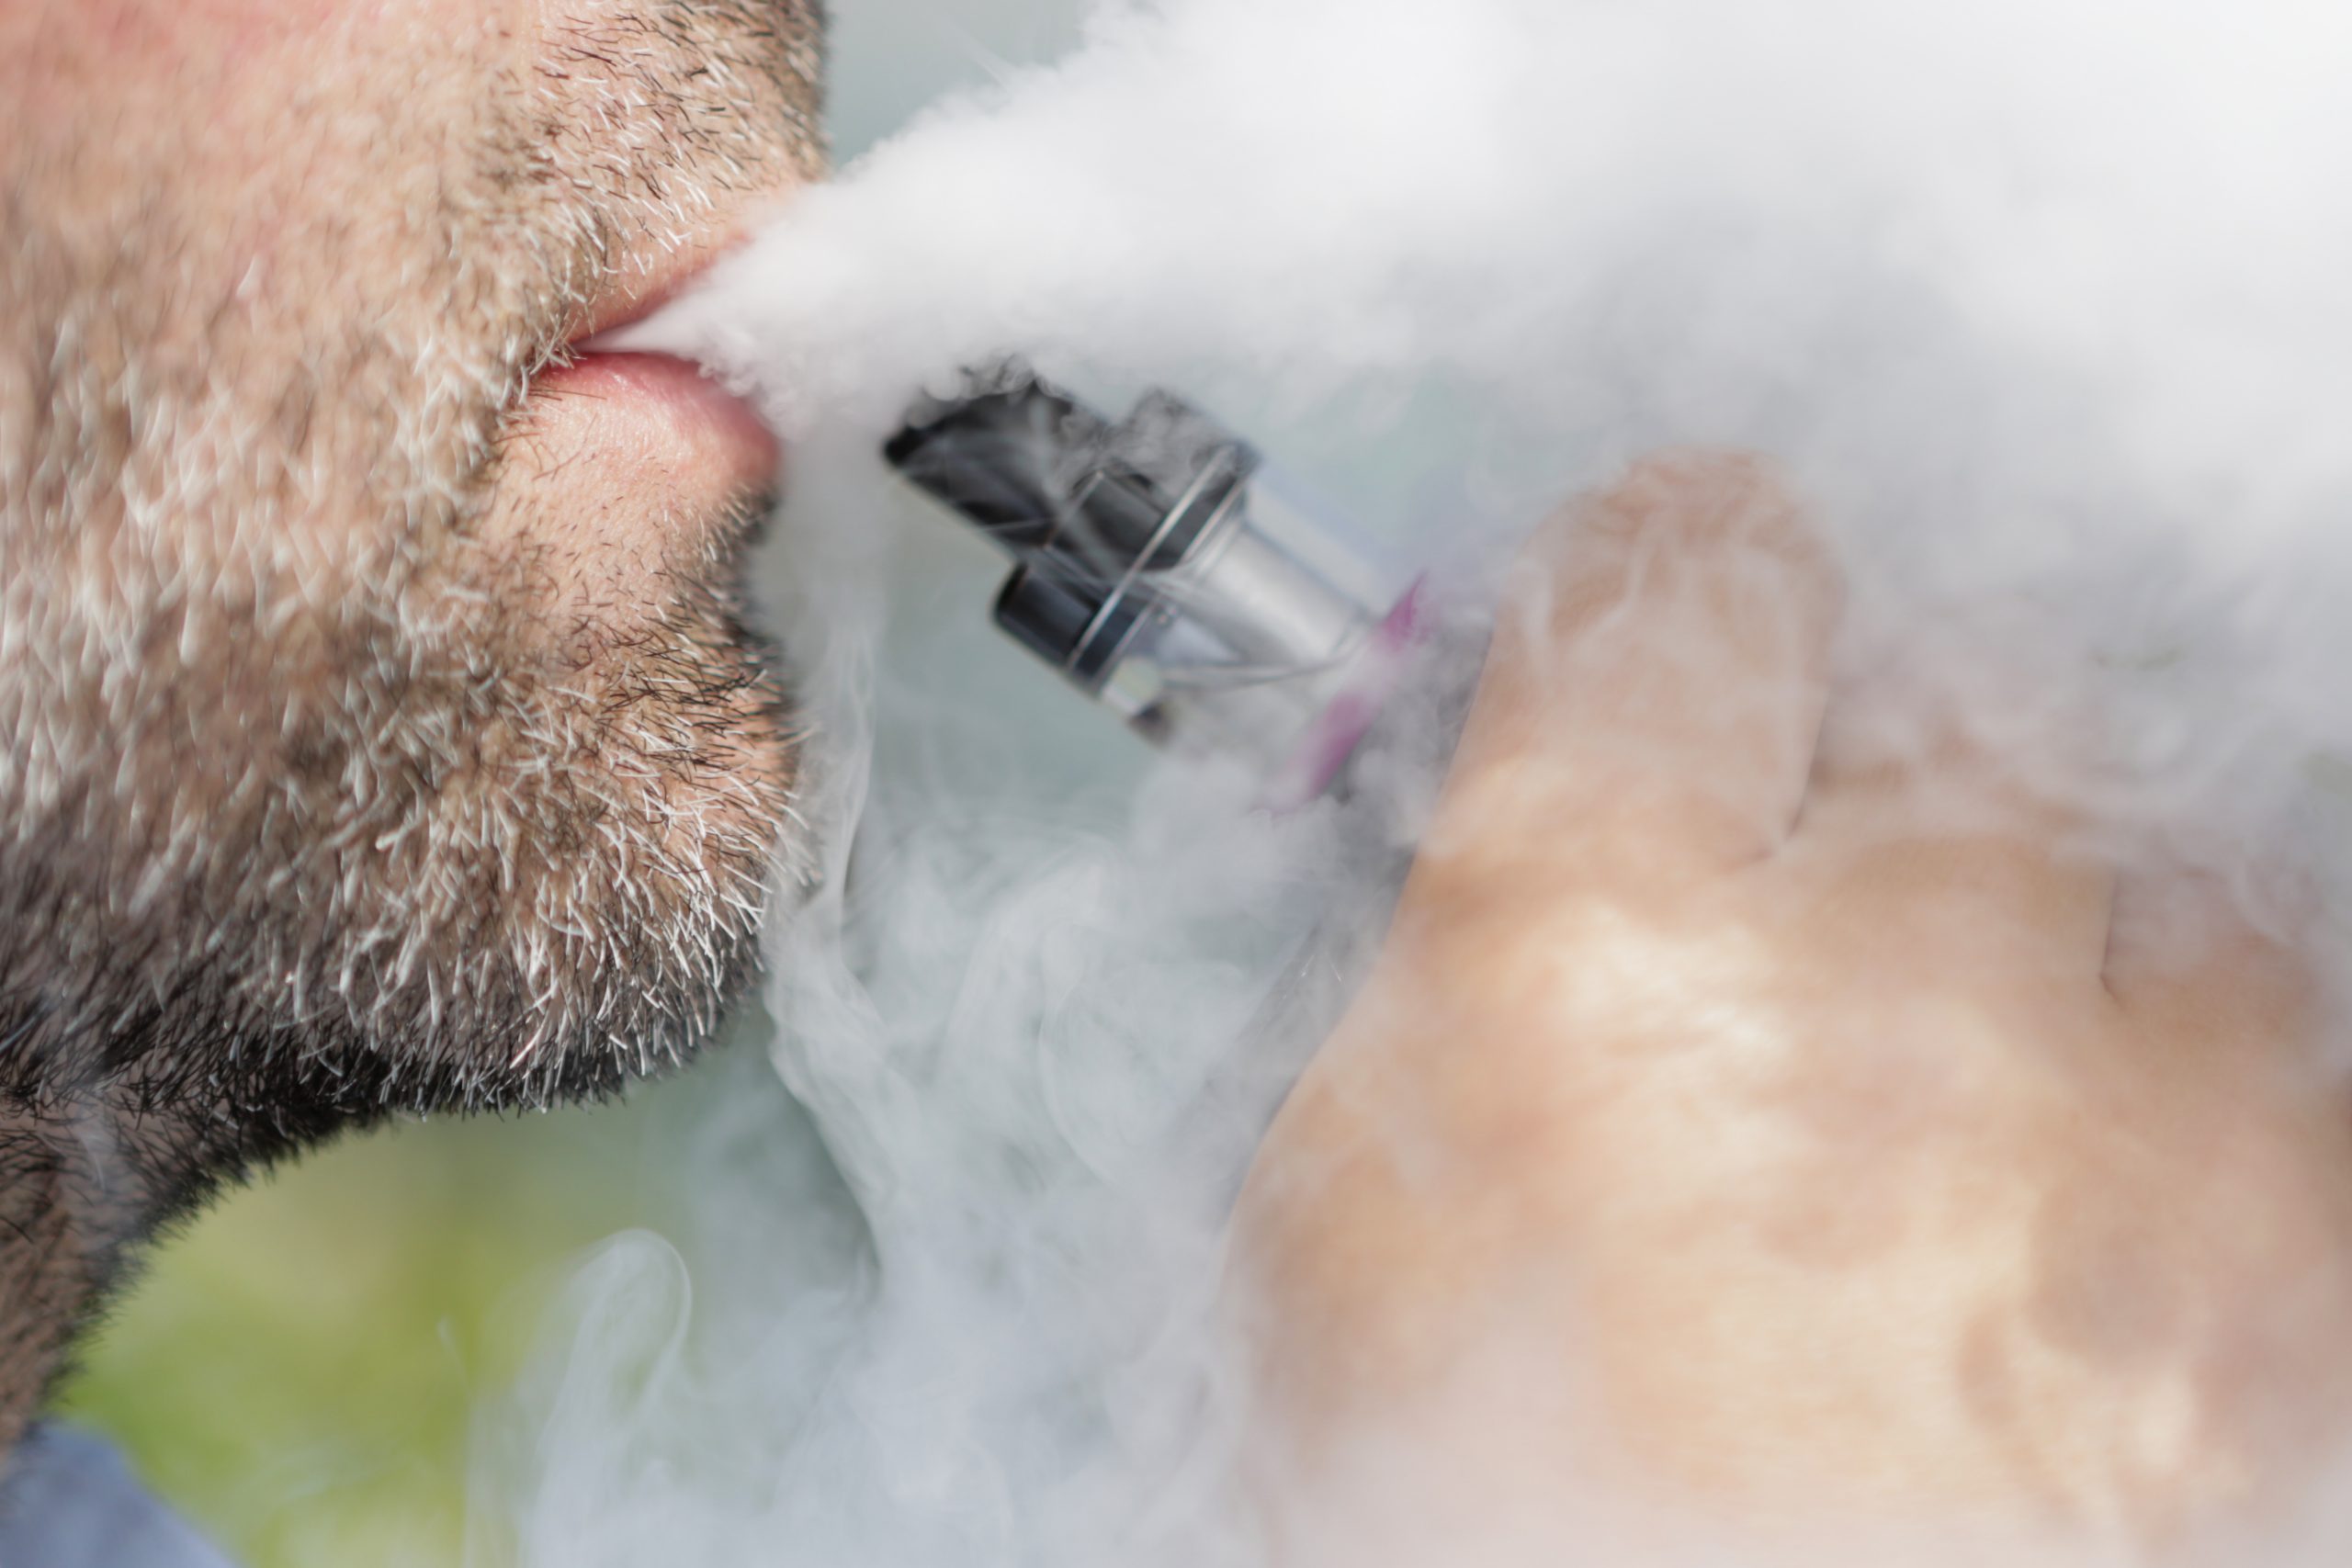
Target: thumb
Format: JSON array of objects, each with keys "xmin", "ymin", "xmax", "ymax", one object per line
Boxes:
[{"xmin": 1418, "ymin": 451, "xmax": 1844, "ymax": 900}]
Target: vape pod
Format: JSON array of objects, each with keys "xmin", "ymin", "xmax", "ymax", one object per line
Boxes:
[{"xmin": 886, "ymin": 365, "xmax": 1427, "ymax": 808}]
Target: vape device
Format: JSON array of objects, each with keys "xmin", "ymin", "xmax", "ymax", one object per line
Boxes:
[{"xmin": 885, "ymin": 364, "xmax": 1428, "ymax": 809}]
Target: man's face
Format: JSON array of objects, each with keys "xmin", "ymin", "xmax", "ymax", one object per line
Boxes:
[{"xmin": 0, "ymin": 0, "xmax": 822, "ymax": 1201}]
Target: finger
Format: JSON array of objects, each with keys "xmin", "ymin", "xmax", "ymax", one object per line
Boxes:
[
  {"xmin": 1792, "ymin": 695, "xmax": 2117, "ymax": 978},
  {"xmin": 2103, "ymin": 863, "xmax": 2316, "ymax": 1043},
  {"xmin": 1422, "ymin": 450, "xmax": 1842, "ymax": 894}
]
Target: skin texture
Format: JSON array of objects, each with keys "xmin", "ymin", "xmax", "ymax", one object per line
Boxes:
[
  {"xmin": 0, "ymin": 0, "xmax": 822, "ymax": 1450},
  {"xmin": 1234, "ymin": 456, "xmax": 2352, "ymax": 1562}
]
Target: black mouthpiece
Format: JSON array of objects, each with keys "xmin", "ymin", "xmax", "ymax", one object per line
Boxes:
[
  {"xmin": 883, "ymin": 366, "xmax": 1107, "ymax": 553},
  {"xmin": 883, "ymin": 363, "xmax": 1254, "ymax": 688}
]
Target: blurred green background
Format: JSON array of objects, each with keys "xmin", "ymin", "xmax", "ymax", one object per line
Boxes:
[{"xmin": 62, "ymin": 5, "xmax": 1085, "ymax": 1563}]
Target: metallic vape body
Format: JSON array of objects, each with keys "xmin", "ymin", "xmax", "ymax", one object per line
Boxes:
[{"xmin": 887, "ymin": 366, "xmax": 1424, "ymax": 807}]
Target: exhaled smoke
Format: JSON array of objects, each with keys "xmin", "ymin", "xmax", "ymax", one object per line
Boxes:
[{"xmin": 483, "ymin": 1, "xmax": 2352, "ymax": 1562}]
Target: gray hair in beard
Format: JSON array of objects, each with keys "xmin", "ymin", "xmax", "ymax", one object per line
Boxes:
[{"xmin": 0, "ymin": 1, "xmax": 824, "ymax": 1427}]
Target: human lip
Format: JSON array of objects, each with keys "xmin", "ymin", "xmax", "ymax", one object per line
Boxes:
[
  {"xmin": 529, "ymin": 351, "xmax": 781, "ymax": 495},
  {"xmin": 530, "ymin": 239, "xmax": 779, "ymax": 495},
  {"xmin": 569, "ymin": 229, "xmax": 752, "ymax": 346}
]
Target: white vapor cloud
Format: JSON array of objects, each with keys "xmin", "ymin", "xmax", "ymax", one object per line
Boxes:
[{"xmin": 494, "ymin": 2, "xmax": 2352, "ymax": 1562}]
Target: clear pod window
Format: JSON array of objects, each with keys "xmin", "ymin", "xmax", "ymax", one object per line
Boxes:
[{"xmin": 887, "ymin": 365, "xmax": 1422, "ymax": 806}]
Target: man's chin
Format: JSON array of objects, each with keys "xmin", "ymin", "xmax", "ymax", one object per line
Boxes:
[
  {"xmin": 294, "ymin": 885, "xmax": 775, "ymax": 1127},
  {"xmin": 311, "ymin": 570, "xmax": 798, "ymax": 1121},
  {"xmin": 471, "ymin": 912, "xmax": 773, "ymax": 1109}
]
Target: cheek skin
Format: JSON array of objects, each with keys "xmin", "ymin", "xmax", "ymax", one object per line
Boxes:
[
  {"xmin": 13, "ymin": 0, "xmax": 529, "ymax": 305},
  {"xmin": 17, "ymin": 0, "xmax": 811, "ymax": 609},
  {"xmin": 13, "ymin": 0, "xmax": 500, "ymax": 112}
]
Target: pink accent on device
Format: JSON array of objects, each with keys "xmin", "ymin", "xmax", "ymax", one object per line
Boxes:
[{"xmin": 1261, "ymin": 577, "xmax": 1431, "ymax": 813}]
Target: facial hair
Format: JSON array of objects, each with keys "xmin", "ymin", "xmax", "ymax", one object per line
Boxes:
[{"xmin": 0, "ymin": 0, "xmax": 825, "ymax": 1429}]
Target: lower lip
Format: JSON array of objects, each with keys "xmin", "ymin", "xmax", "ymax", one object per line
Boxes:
[{"xmin": 531, "ymin": 351, "xmax": 781, "ymax": 491}]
